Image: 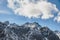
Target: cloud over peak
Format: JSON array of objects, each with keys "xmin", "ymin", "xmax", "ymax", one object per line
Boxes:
[{"xmin": 7, "ymin": 0, "xmax": 59, "ymax": 20}]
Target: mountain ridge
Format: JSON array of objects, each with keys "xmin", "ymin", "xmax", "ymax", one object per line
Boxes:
[{"xmin": 0, "ymin": 21, "xmax": 60, "ymax": 40}]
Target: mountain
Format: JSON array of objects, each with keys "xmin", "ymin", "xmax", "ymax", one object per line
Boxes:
[
  {"xmin": 0, "ymin": 21, "xmax": 60, "ymax": 40},
  {"xmin": 22, "ymin": 22, "xmax": 41, "ymax": 30},
  {"xmin": 54, "ymin": 31, "xmax": 60, "ymax": 39}
]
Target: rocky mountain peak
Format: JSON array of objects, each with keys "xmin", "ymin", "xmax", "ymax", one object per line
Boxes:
[{"xmin": 0, "ymin": 21, "xmax": 60, "ymax": 40}]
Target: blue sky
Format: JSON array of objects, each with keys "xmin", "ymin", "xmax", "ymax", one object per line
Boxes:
[{"xmin": 0, "ymin": 0, "xmax": 60, "ymax": 31}]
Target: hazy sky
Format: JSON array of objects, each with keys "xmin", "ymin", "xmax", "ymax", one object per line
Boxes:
[{"xmin": 0, "ymin": 0, "xmax": 60, "ymax": 31}]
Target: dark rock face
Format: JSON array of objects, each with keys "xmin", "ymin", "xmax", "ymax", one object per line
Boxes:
[
  {"xmin": 0, "ymin": 28, "xmax": 6, "ymax": 40},
  {"xmin": 0, "ymin": 21, "xmax": 60, "ymax": 40},
  {"xmin": 29, "ymin": 32, "xmax": 44, "ymax": 40},
  {"xmin": 40, "ymin": 27, "xmax": 60, "ymax": 40},
  {"xmin": 29, "ymin": 34, "xmax": 44, "ymax": 40},
  {"xmin": 0, "ymin": 28, "xmax": 5, "ymax": 38},
  {"xmin": 48, "ymin": 33, "xmax": 60, "ymax": 40},
  {"xmin": 40, "ymin": 27, "xmax": 51, "ymax": 37}
]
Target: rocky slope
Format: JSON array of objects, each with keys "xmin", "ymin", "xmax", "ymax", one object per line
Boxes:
[{"xmin": 0, "ymin": 21, "xmax": 60, "ymax": 40}]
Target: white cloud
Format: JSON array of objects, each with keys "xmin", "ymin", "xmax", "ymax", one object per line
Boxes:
[
  {"xmin": 7, "ymin": 0, "xmax": 58, "ymax": 19},
  {"xmin": 54, "ymin": 12, "xmax": 60, "ymax": 22}
]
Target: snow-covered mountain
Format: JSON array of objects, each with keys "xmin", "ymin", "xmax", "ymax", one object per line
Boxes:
[{"xmin": 0, "ymin": 21, "xmax": 60, "ymax": 40}]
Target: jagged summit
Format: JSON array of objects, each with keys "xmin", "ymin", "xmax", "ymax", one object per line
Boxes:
[
  {"xmin": 0, "ymin": 21, "xmax": 60, "ymax": 40},
  {"xmin": 22, "ymin": 22, "xmax": 41, "ymax": 29}
]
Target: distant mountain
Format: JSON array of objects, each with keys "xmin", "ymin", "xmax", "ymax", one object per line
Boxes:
[{"xmin": 0, "ymin": 21, "xmax": 60, "ymax": 40}]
